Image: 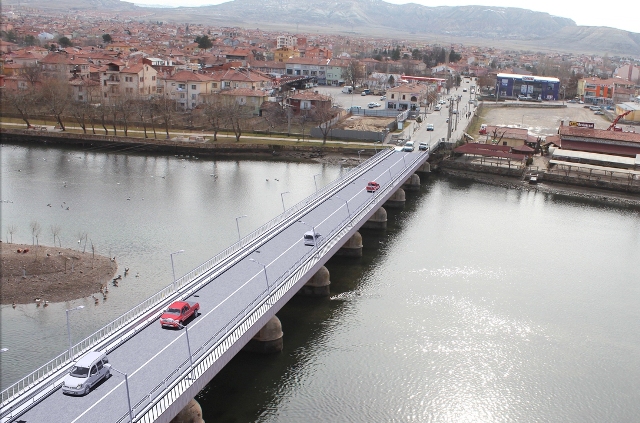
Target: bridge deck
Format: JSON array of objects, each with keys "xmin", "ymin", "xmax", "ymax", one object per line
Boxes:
[{"xmin": 5, "ymin": 149, "xmax": 429, "ymax": 423}]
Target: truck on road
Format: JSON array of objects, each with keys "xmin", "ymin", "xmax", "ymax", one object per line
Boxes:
[{"xmin": 160, "ymin": 301, "xmax": 200, "ymax": 328}]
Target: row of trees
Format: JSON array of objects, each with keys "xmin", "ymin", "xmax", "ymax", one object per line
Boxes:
[{"xmin": 2, "ymin": 76, "xmax": 339, "ymax": 143}]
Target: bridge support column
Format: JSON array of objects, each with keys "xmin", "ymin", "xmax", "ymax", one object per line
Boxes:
[
  {"xmin": 416, "ymin": 162, "xmax": 431, "ymax": 174},
  {"xmin": 243, "ymin": 315, "xmax": 283, "ymax": 354},
  {"xmin": 385, "ymin": 188, "xmax": 406, "ymax": 208},
  {"xmin": 402, "ymin": 173, "xmax": 421, "ymax": 192},
  {"xmin": 335, "ymin": 231, "xmax": 363, "ymax": 257},
  {"xmin": 169, "ymin": 398, "xmax": 204, "ymax": 423},
  {"xmin": 297, "ymin": 266, "xmax": 330, "ymax": 297},
  {"xmin": 362, "ymin": 207, "xmax": 387, "ymax": 229}
]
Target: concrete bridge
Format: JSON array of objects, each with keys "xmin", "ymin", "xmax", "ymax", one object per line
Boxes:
[{"xmin": 1, "ymin": 146, "xmax": 435, "ymax": 423}]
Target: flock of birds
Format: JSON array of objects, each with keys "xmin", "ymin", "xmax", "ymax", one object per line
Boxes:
[{"xmin": 20, "ymin": 265, "xmax": 139, "ymax": 308}]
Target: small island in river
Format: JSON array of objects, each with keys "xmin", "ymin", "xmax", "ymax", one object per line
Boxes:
[{"xmin": 0, "ymin": 243, "xmax": 117, "ymax": 305}]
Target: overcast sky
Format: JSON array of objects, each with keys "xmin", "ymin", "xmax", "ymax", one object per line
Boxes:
[{"xmin": 129, "ymin": 0, "xmax": 637, "ymax": 33}]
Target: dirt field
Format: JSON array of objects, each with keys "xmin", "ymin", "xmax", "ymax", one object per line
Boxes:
[
  {"xmin": 0, "ymin": 243, "xmax": 117, "ymax": 305},
  {"xmin": 478, "ymin": 103, "xmax": 622, "ymax": 137},
  {"xmin": 334, "ymin": 115, "xmax": 395, "ymax": 132}
]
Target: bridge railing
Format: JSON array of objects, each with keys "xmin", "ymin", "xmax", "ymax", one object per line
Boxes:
[
  {"xmin": 0, "ymin": 148, "xmax": 394, "ymax": 413},
  {"xmin": 129, "ymin": 150, "xmax": 428, "ymax": 423}
]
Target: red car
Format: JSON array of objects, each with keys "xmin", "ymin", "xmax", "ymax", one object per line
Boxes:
[
  {"xmin": 160, "ymin": 301, "xmax": 200, "ymax": 328},
  {"xmin": 366, "ymin": 181, "xmax": 380, "ymax": 192}
]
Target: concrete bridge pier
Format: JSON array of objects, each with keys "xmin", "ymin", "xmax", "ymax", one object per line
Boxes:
[
  {"xmin": 243, "ymin": 315, "xmax": 283, "ymax": 354},
  {"xmin": 297, "ymin": 266, "xmax": 331, "ymax": 297},
  {"xmin": 362, "ymin": 207, "xmax": 387, "ymax": 229},
  {"xmin": 402, "ymin": 174, "xmax": 421, "ymax": 192},
  {"xmin": 385, "ymin": 188, "xmax": 406, "ymax": 208},
  {"xmin": 335, "ymin": 231, "xmax": 363, "ymax": 257},
  {"xmin": 170, "ymin": 399, "xmax": 204, "ymax": 423},
  {"xmin": 416, "ymin": 162, "xmax": 431, "ymax": 174}
]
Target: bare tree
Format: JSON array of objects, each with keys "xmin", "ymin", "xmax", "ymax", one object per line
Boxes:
[
  {"xmin": 133, "ymin": 97, "xmax": 152, "ymax": 138},
  {"xmin": 21, "ymin": 62, "xmax": 43, "ymax": 87},
  {"xmin": 202, "ymin": 96, "xmax": 227, "ymax": 141},
  {"xmin": 226, "ymin": 102, "xmax": 252, "ymax": 142},
  {"xmin": 115, "ymin": 94, "xmax": 136, "ymax": 136},
  {"xmin": 3, "ymin": 87, "xmax": 40, "ymax": 128},
  {"xmin": 30, "ymin": 221, "xmax": 41, "ymax": 245},
  {"xmin": 313, "ymin": 106, "xmax": 339, "ymax": 145},
  {"xmin": 109, "ymin": 103, "xmax": 119, "ymax": 135},
  {"xmin": 154, "ymin": 97, "xmax": 177, "ymax": 139},
  {"xmin": 97, "ymin": 103, "xmax": 110, "ymax": 135},
  {"xmin": 41, "ymin": 76, "xmax": 72, "ymax": 130},
  {"xmin": 50, "ymin": 224, "xmax": 61, "ymax": 246},
  {"xmin": 7, "ymin": 225, "xmax": 17, "ymax": 243},
  {"xmin": 70, "ymin": 100, "xmax": 89, "ymax": 133}
]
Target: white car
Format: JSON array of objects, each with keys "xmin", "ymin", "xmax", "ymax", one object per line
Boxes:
[
  {"xmin": 380, "ymin": 95, "xmax": 386, "ymax": 100},
  {"xmin": 368, "ymin": 102, "xmax": 377, "ymax": 108},
  {"xmin": 62, "ymin": 351, "xmax": 111, "ymax": 396},
  {"xmin": 426, "ymin": 123, "xmax": 434, "ymax": 131},
  {"xmin": 303, "ymin": 230, "xmax": 321, "ymax": 246},
  {"xmin": 402, "ymin": 141, "xmax": 415, "ymax": 152}
]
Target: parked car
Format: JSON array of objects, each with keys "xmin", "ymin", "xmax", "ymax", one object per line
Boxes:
[
  {"xmin": 595, "ymin": 111, "xmax": 605, "ymax": 115},
  {"xmin": 463, "ymin": 88, "xmax": 467, "ymax": 92},
  {"xmin": 589, "ymin": 105, "xmax": 601, "ymax": 111},
  {"xmin": 426, "ymin": 123, "xmax": 434, "ymax": 131},
  {"xmin": 434, "ymin": 105, "xmax": 442, "ymax": 111},
  {"xmin": 62, "ymin": 350, "xmax": 111, "ymax": 396},
  {"xmin": 368, "ymin": 102, "xmax": 376, "ymax": 108},
  {"xmin": 567, "ymin": 99, "xmax": 577, "ymax": 103},
  {"xmin": 419, "ymin": 142, "xmax": 429, "ymax": 151},
  {"xmin": 366, "ymin": 181, "xmax": 380, "ymax": 192},
  {"xmin": 303, "ymin": 230, "xmax": 321, "ymax": 246},
  {"xmin": 160, "ymin": 301, "xmax": 200, "ymax": 329},
  {"xmin": 380, "ymin": 95, "xmax": 386, "ymax": 100},
  {"xmin": 402, "ymin": 141, "xmax": 415, "ymax": 152},
  {"xmin": 518, "ymin": 95, "xmax": 532, "ymax": 101}
]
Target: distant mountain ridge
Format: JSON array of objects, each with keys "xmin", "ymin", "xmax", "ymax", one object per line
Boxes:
[{"xmin": 6, "ymin": 0, "xmax": 640, "ymax": 56}]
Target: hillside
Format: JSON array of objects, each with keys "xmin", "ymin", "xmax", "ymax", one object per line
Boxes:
[{"xmin": 5, "ymin": 0, "xmax": 640, "ymax": 56}]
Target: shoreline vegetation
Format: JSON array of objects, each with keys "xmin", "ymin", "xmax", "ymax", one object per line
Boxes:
[{"xmin": 0, "ymin": 243, "xmax": 117, "ymax": 305}]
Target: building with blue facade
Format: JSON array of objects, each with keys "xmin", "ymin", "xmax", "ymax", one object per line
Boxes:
[{"xmin": 495, "ymin": 73, "xmax": 560, "ymax": 101}]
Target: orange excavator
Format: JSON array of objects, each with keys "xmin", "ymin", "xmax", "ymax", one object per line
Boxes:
[{"xmin": 607, "ymin": 110, "xmax": 631, "ymax": 131}]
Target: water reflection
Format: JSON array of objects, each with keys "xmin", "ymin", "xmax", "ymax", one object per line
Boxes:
[{"xmin": 2, "ymin": 144, "xmax": 640, "ymax": 423}]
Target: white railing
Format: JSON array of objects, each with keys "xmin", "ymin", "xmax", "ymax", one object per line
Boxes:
[{"xmin": 0, "ymin": 148, "xmax": 395, "ymax": 417}]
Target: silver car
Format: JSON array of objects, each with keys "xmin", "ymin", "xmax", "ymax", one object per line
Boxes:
[{"xmin": 62, "ymin": 350, "xmax": 111, "ymax": 396}]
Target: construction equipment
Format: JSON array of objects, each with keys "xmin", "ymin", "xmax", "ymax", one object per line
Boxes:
[{"xmin": 607, "ymin": 110, "xmax": 631, "ymax": 131}]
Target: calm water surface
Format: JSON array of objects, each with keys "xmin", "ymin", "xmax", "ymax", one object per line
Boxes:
[{"xmin": 2, "ymin": 143, "xmax": 640, "ymax": 422}]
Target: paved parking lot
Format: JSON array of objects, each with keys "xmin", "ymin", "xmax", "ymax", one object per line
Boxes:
[
  {"xmin": 479, "ymin": 102, "xmax": 622, "ymax": 137},
  {"xmin": 314, "ymin": 86, "xmax": 387, "ymax": 109}
]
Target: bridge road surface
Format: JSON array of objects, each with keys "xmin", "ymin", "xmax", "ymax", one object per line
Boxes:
[{"xmin": 16, "ymin": 150, "xmax": 425, "ymax": 423}]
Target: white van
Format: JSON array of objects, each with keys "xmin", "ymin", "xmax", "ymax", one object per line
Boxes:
[
  {"xmin": 62, "ymin": 350, "xmax": 111, "ymax": 396},
  {"xmin": 342, "ymin": 86, "xmax": 353, "ymax": 94},
  {"xmin": 303, "ymin": 230, "xmax": 321, "ymax": 246}
]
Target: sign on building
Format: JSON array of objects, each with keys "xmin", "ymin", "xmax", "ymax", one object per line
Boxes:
[{"xmin": 569, "ymin": 121, "xmax": 595, "ymax": 129}]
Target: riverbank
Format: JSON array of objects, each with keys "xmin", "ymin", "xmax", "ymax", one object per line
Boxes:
[
  {"xmin": 439, "ymin": 168, "xmax": 640, "ymax": 207},
  {"xmin": 0, "ymin": 243, "xmax": 117, "ymax": 305}
]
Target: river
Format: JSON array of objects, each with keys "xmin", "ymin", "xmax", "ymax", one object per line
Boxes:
[{"xmin": 1, "ymin": 143, "xmax": 640, "ymax": 422}]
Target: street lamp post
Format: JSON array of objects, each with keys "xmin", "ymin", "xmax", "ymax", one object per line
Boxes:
[
  {"xmin": 110, "ymin": 366, "xmax": 133, "ymax": 423},
  {"xmin": 66, "ymin": 305, "xmax": 85, "ymax": 359},
  {"xmin": 357, "ymin": 149, "xmax": 365, "ymax": 162},
  {"xmin": 235, "ymin": 215, "xmax": 247, "ymax": 241},
  {"xmin": 280, "ymin": 191, "xmax": 290, "ymax": 212},
  {"xmin": 184, "ymin": 325, "xmax": 194, "ymax": 378},
  {"xmin": 313, "ymin": 173, "xmax": 321, "ymax": 192},
  {"xmin": 170, "ymin": 249, "xmax": 185, "ymax": 290},
  {"xmin": 249, "ymin": 257, "xmax": 269, "ymax": 295},
  {"xmin": 332, "ymin": 195, "xmax": 351, "ymax": 216}
]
